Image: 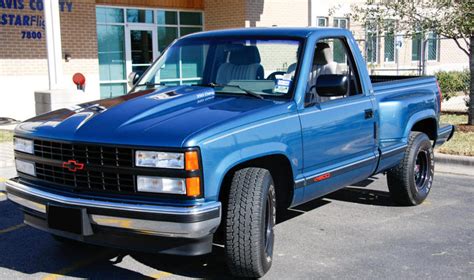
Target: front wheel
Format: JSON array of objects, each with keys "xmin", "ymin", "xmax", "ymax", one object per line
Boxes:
[
  {"xmin": 224, "ymin": 167, "xmax": 276, "ymax": 278},
  {"xmin": 387, "ymin": 132, "xmax": 434, "ymax": 206}
]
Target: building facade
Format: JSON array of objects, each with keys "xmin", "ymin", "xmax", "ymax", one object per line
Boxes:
[
  {"xmin": 312, "ymin": 0, "xmax": 469, "ymax": 75},
  {"xmin": 0, "ymin": 0, "xmax": 468, "ymax": 121}
]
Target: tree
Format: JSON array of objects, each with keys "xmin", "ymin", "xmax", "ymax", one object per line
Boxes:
[{"xmin": 347, "ymin": 0, "xmax": 474, "ymax": 125}]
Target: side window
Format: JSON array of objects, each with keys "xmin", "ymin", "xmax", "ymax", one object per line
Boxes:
[{"xmin": 306, "ymin": 37, "xmax": 363, "ymax": 105}]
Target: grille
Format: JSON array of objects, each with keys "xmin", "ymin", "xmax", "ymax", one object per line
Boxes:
[
  {"xmin": 34, "ymin": 140, "xmax": 134, "ymax": 167},
  {"xmin": 32, "ymin": 140, "xmax": 136, "ymax": 193}
]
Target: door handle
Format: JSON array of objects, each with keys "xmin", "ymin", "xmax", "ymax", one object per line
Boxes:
[{"xmin": 364, "ymin": 109, "xmax": 374, "ymax": 119}]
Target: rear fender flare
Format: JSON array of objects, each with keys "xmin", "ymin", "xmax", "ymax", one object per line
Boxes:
[{"xmin": 402, "ymin": 109, "xmax": 437, "ymax": 140}]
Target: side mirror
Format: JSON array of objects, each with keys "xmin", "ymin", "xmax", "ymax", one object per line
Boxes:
[
  {"xmin": 128, "ymin": 72, "xmax": 140, "ymax": 88},
  {"xmin": 313, "ymin": 74, "xmax": 348, "ymax": 97}
]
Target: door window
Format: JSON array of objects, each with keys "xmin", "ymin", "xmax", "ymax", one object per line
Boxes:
[
  {"xmin": 306, "ymin": 37, "xmax": 362, "ymax": 105},
  {"xmin": 130, "ymin": 30, "xmax": 154, "ymax": 76}
]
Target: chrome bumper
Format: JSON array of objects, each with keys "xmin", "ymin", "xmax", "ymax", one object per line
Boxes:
[{"xmin": 5, "ymin": 179, "xmax": 221, "ymax": 239}]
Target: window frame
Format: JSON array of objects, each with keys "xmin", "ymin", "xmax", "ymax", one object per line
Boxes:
[
  {"xmin": 95, "ymin": 5, "xmax": 205, "ymax": 97},
  {"xmin": 316, "ymin": 16, "xmax": 328, "ymax": 27},
  {"xmin": 383, "ymin": 21, "xmax": 396, "ymax": 63},
  {"xmin": 365, "ymin": 20, "xmax": 379, "ymax": 64},
  {"xmin": 426, "ymin": 31, "xmax": 439, "ymax": 61},
  {"xmin": 305, "ymin": 36, "xmax": 364, "ymax": 107},
  {"xmin": 333, "ymin": 17, "xmax": 349, "ymax": 29},
  {"xmin": 411, "ymin": 31, "xmax": 439, "ymax": 62}
]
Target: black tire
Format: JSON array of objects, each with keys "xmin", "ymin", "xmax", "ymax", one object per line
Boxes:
[
  {"xmin": 224, "ymin": 167, "xmax": 276, "ymax": 278},
  {"xmin": 387, "ymin": 132, "xmax": 434, "ymax": 206}
]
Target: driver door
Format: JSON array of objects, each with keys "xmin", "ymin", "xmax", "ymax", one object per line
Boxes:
[{"xmin": 299, "ymin": 37, "xmax": 377, "ymax": 203}]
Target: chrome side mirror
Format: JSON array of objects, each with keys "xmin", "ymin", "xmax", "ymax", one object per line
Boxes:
[{"xmin": 128, "ymin": 72, "xmax": 140, "ymax": 88}]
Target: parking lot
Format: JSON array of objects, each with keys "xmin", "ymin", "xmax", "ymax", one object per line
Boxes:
[{"xmin": 0, "ymin": 171, "xmax": 472, "ymax": 279}]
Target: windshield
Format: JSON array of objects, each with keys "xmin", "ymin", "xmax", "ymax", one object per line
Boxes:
[{"xmin": 133, "ymin": 36, "xmax": 302, "ymax": 97}]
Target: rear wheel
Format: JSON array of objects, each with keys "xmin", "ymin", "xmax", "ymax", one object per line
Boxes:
[
  {"xmin": 387, "ymin": 132, "xmax": 434, "ymax": 206},
  {"xmin": 224, "ymin": 167, "xmax": 276, "ymax": 278}
]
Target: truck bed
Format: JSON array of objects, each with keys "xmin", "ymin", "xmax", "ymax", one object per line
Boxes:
[{"xmin": 371, "ymin": 75, "xmax": 440, "ymax": 172}]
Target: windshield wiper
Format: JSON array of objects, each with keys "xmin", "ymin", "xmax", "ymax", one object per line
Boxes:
[
  {"xmin": 193, "ymin": 83, "xmax": 264, "ymax": 100},
  {"xmin": 134, "ymin": 82, "xmax": 165, "ymax": 89}
]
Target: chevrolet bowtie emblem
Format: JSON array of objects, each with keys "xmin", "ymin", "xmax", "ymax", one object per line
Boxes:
[{"xmin": 62, "ymin": 160, "xmax": 84, "ymax": 172}]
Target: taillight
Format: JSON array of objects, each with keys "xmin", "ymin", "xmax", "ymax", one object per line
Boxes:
[{"xmin": 436, "ymin": 80, "xmax": 442, "ymax": 112}]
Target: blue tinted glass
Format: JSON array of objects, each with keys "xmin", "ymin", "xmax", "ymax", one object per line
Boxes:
[
  {"xmin": 182, "ymin": 45, "xmax": 206, "ymax": 78},
  {"xmin": 157, "ymin": 10, "xmax": 177, "ymax": 25},
  {"xmin": 97, "ymin": 25, "xmax": 125, "ymax": 81},
  {"xmin": 96, "ymin": 7, "xmax": 123, "ymax": 23},
  {"xmin": 100, "ymin": 83, "xmax": 127, "ymax": 99},
  {"xmin": 179, "ymin": 12, "xmax": 202, "ymax": 25},
  {"xmin": 127, "ymin": 9, "xmax": 154, "ymax": 23},
  {"xmin": 158, "ymin": 27, "xmax": 178, "ymax": 52},
  {"xmin": 180, "ymin": 27, "xmax": 202, "ymax": 36}
]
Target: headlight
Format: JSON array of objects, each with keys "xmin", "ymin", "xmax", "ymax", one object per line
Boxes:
[
  {"xmin": 135, "ymin": 150, "xmax": 184, "ymax": 169},
  {"xmin": 14, "ymin": 137, "xmax": 34, "ymax": 154},
  {"xmin": 137, "ymin": 176, "xmax": 186, "ymax": 194},
  {"xmin": 15, "ymin": 159, "xmax": 36, "ymax": 176}
]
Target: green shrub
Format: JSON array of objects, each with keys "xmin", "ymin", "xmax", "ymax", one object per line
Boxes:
[{"xmin": 435, "ymin": 70, "xmax": 470, "ymax": 101}]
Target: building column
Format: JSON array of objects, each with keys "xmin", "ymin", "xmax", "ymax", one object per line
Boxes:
[{"xmin": 44, "ymin": 0, "xmax": 63, "ymax": 90}]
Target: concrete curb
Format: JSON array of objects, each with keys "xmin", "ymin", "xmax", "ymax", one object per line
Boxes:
[{"xmin": 435, "ymin": 152, "xmax": 474, "ymax": 176}]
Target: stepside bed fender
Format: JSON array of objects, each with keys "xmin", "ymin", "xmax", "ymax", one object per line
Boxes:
[{"xmin": 402, "ymin": 109, "xmax": 437, "ymax": 141}]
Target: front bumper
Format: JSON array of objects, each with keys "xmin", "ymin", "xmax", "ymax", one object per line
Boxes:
[{"xmin": 5, "ymin": 178, "xmax": 221, "ymax": 254}]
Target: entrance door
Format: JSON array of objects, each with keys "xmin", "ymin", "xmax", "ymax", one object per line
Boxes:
[{"xmin": 125, "ymin": 26, "xmax": 158, "ymax": 87}]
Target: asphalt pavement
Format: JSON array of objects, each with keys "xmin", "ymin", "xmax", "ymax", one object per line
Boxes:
[{"xmin": 0, "ymin": 172, "xmax": 472, "ymax": 279}]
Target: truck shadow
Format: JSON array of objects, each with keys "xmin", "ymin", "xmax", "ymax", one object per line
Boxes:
[{"xmin": 326, "ymin": 177, "xmax": 399, "ymax": 207}]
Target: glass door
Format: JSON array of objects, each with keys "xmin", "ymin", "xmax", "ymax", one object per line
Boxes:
[{"xmin": 125, "ymin": 26, "xmax": 158, "ymax": 88}]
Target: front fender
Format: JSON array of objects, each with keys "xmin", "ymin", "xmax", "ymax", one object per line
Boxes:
[{"xmin": 189, "ymin": 113, "xmax": 303, "ymax": 201}]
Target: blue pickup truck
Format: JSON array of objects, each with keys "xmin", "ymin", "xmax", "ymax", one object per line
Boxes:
[{"xmin": 6, "ymin": 28, "xmax": 454, "ymax": 277}]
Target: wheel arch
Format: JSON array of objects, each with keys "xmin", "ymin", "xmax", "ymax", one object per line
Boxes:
[
  {"xmin": 218, "ymin": 154, "xmax": 295, "ymax": 211},
  {"xmin": 404, "ymin": 110, "xmax": 437, "ymax": 142},
  {"xmin": 410, "ymin": 118, "xmax": 437, "ymax": 142}
]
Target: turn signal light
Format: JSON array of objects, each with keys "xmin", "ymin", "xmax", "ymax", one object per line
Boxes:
[
  {"xmin": 185, "ymin": 151, "xmax": 200, "ymax": 171},
  {"xmin": 186, "ymin": 177, "xmax": 201, "ymax": 197}
]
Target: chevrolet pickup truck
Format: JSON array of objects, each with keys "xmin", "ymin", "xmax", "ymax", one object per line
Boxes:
[{"xmin": 6, "ymin": 28, "xmax": 454, "ymax": 278}]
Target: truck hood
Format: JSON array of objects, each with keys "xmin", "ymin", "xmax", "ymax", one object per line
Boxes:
[{"xmin": 15, "ymin": 86, "xmax": 277, "ymax": 147}]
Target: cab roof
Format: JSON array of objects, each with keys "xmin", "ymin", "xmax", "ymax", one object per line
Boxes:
[{"xmin": 183, "ymin": 27, "xmax": 347, "ymax": 39}]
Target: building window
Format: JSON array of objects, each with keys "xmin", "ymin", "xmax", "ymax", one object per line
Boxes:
[
  {"xmin": 411, "ymin": 32, "xmax": 422, "ymax": 61},
  {"xmin": 412, "ymin": 31, "xmax": 438, "ymax": 61},
  {"xmin": 365, "ymin": 21, "xmax": 378, "ymax": 63},
  {"xmin": 316, "ymin": 17, "xmax": 328, "ymax": 27},
  {"xmin": 332, "ymin": 18, "xmax": 348, "ymax": 62},
  {"xmin": 333, "ymin": 18, "xmax": 348, "ymax": 29},
  {"xmin": 96, "ymin": 7, "xmax": 127, "ymax": 99},
  {"xmin": 127, "ymin": 9, "xmax": 154, "ymax": 23},
  {"xmin": 426, "ymin": 32, "xmax": 439, "ymax": 61},
  {"xmin": 96, "ymin": 6, "xmax": 203, "ymax": 99},
  {"xmin": 384, "ymin": 22, "xmax": 395, "ymax": 62},
  {"xmin": 178, "ymin": 12, "xmax": 203, "ymax": 38},
  {"xmin": 179, "ymin": 12, "xmax": 203, "ymax": 25},
  {"xmin": 96, "ymin": 7, "xmax": 124, "ymax": 24}
]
